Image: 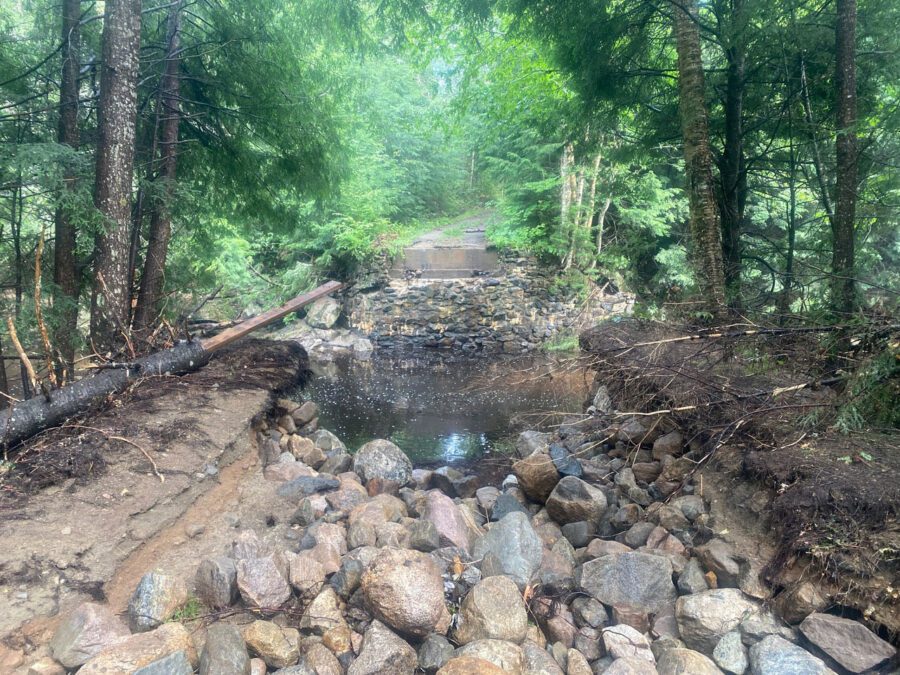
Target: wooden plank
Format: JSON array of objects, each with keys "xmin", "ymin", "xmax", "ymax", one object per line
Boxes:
[{"xmin": 200, "ymin": 280, "xmax": 344, "ymax": 352}]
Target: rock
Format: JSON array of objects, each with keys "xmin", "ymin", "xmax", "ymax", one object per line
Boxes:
[
  {"xmin": 306, "ymin": 297, "xmax": 342, "ymax": 328},
  {"xmin": 347, "ymin": 620, "xmax": 417, "ymax": 675},
  {"xmin": 423, "ymin": 490, "xmax": 473, "ymax": 551},
  {"xmin": 603, "ymin": 657, "xmax": 659, "ymax": 675},
  {"xmin": 513, "ymin": 453, "xmax": 560, "ymax": 502},
  {"xmin": 79, "ymin": 623, "xmax": 198, "ymax": 675},
  {"xmin": 361, "ymin": 548, "xmax": 445, "ymax": 637},
  {"xmin": 236, "ymin": 556, "xmax": 291, "ymax": 608},
  {"xmin": 774, "ymin": 582, "xmax": 827, "ymax": 625},
  {"xmin": 490, "ymin": 492, "xmax": 529, "ymax": 521},
  {"xmin": 409, "ymin": 519, "xmax": 441, "ymax": 552},
  {"xmin": 472, "ymin": 511, "xmax": 542, "ymax": 590},
  {"xmin": 677, "ymin": 557, "xmax": 709, "ymax": 595},
  {"xmin": 437, "ymin": 656, "xmax": 506, "ymax": 674},
  {"xmin": 301, "ymin": 586, "xmax": 347, "ymax": 635},
  {"xmin": 289, "ymin": 553, "xmax": 326, "ymax": 599},
  {"xmin": 265, "ymin": 461, "xmax": 318, "ymax": 482},
  {"xmin": 419, "ymin": 634, "xmax": 455, "ymax": 673},
  {"xmin": 748, "ymin": 635, "xmax": 833, "ymax": 674},
  {"xmin": 532, "ymin": 597, "xmax": 577, "ymax": 648},
  {"xmin": 348, "ymin": 520, "xmax": 378, "ymax": 549},
  {"xmin": 454, "ymin": 576, "xmax": 528, "ymax": 645},
  {"xmin": 580, "ymin": 552, "xmax": 677, "ymax": 615},
  {"xmin": 353, "ymin": 439, "xmax": 413, "ymax": 485},
  {"xmin": 617, "ymin": 418, "xmax": 649, "ymax": 443},
  {"xmin": 200, "ymin": 623, "xmax": 251, "ymax": 675},
  {"xmin": 289, "ymin": 436, "xmax": 327, "ymax": 468},
  {"xmin": 195, "ymin": 557, "xmax": 238, "ymax": 609},
  {"xmin": 26, "ymin": 658, "xmax": 66, "ymax": 675},
  {"xmin": 455, "ymin": 639, "xmax": 525, "ymax": 674},
  {"xmin": 521, "ymin": 641, "xmax": 564, "ymax": 674},
  {"xmin": 291, "ymin": 400, "xmax": 319, "ymax": 426},
  {"xmin": 517, "ymin": 430, "xmax": 551, "ymax": 458},
  {"xmin": 713, "ymin": 631, "xmax": 748, "ymax": 674},
  {"xmin": 652, "ymin": 431, "xmax": 683, "ymax": 460},
  {"xmin": 313, "ymin": 429, "xmax": 347, "ymax": 454},
  {"xmin": 799, "ymin": 613, "xmax": 896, "ymax": 673},
  {"xmin": 676, "ymin": 589, "xmax": 759, "ymax": 654},
  {"xmin": 623, "ymin": 522, "xmax": 657, "ymax": 548},
  {"xmin": 696, "ymin": 539, "xmax": 742, "ymax": 587},
  {"xmin": 545, "ymin": 476, "xmax": 607, "ymax": 524},
  {"xmin": 243, "ymin": 620, "xmax": 300, "ymax": 669},
  {"xmin": 305, "ymin": 643, "xmax": 342, "ymax": 675},
  {"xmin": 671, "ymin": 495, "xmax": 706, "ymax": 521},
  {"xmin": 739, "ymin": 610, "xmax": 795, "ymax": 646},
  {"xmin": 277, "ymin": 475, "xmax": 341, "ymax": 500},
  {"xmin": 549, "ymin": 443, "xmax": 582, "ymax": 477},
  {"xmin": 657, "ymin": 649, "xmax": 722, "ymax": 675},
  {"xmin": 376, "ymin": 520, "xmax": 410, "ymax": 547},
  {"xmin": 133, "ymin": 650, "xmax": 194, "ymax": 675},
  {"xmin": 560, "ymin": 521, "xmax": 593, "ymax": 548},
  {"xmin": 127, "ymin": 572, "xmax": 189, "ymax": 633},
  {"xmin": 250, "ymin": 658, "xmax": 267, "ymax": 675},
  {"xmin": 592, "ymin": 385, "xmax": 613, "ymax": 414},
  {"xmin": 320, "ymin": 451, "xmax": 352, "ymax": 475},
  {"xmin": 602, "ymin": 625, "xmax": 655, "ymax": 663},
  {"xmin": 50, "ymin": 602, "xmax": 130, "ymax": 669},
  {"xmin": 566, "ymin": 648, "xmax": 593, "ymax": 675},
  {"xmin": 571, "ymin": 596, "xmax": 608, "ymax": 629}
]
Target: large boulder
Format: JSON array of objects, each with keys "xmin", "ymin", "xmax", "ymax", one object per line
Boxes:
[
  {"xmin": 748, "ymin": 635, "xmax": 834, "ymax": 674},
  {"xmin": 799, "ymin": 613, "xmax": 896, "ymax": 673},
  {"xmin": 353, "ymin": 439, "xmax": 413, "ymax": 486},
  {"xmin": 454, "ymin": 576, "xmax": 528, "ymax": 645},
  {"xmin": 78, "ymin": 623, "xmax": 197, "ymax": 675},
  {"xmin": 199, "ymin": 624, "xmax": 250, "ymax": 675},
  {"xmin": 361, "ymin": 548, "xmax": 446, "ymax": 638},
  {"xmin": 127, "ymin": 572, "xmax": 189, "ymax": 633},
  {"xmin": 306, "ymin": 297, "xmax": 342, "ymax": 329},
  {"xmin": 50, "ymin": 602, "xmax": 130, "ymax": 669},
  {"xmin": 676, "ymin": 589, "xmax": 759, "ymax": 654},
  {"xmin": 422, "ymin": 490, "xmax": 474, "ymax": 552},
  {"xmin": 545, "ymin": 476, "xmax": 607, "ymax": 524},
  {"xmin": 512, "ymin": 453, "xmax": 560, "ymax": 502},
  {"xmin": 472, "ymin": 511, "xmax": 542, "ymax": 590},
  {"xmin": 347, "ymin": 620, "xmax": 418, "ymax": 675},
  {"xmin": 580, "ymin": 552, "xmax": 677, "ymax": 615}
]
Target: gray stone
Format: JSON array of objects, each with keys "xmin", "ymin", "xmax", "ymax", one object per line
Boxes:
[
  {"xmin": 454, "ymin": 576, "xmax": 528, "ymax": 645},
  {"xmin": 739, "ymin": 610, "xmax": 796, "ymax": 646},
  {"xmin": 592, "ymin": 385, "xmax": 613, "ymax": 414},
  {"xmin": 671, "ymin": 495, "xmax": 706, "ymax": 521},
  {"xmin": 545, "ymin": 476, "xmax": 607, "ymax": 524},
  {"xmin": 312, "ymin": 429, "xmax": 347, "ymax": 454},
  {"xmin": 677, "ymin": 557, "xmax": 709, "ymax": 595},
  {"xmin": 676, "ymin": 589, "xmax": 760, "ymax": 654},
  {"xmin": 774, "ymin": 581, "xmax": 827, "ymax": 625},
  {"xmin": 195, "ymin": 557, "xmax": 238, "ymax": 609},
  {"xmin": 657, "ymin": 649, "xmax": 722, "ymax": 675},
  {"xmin": 291, "ymin": 400, "xmax": 318, "ymax": 426},
  {"xmin": 50, "ymin": 602, "xmax": 130, "ymax": 669},
  {"xmin": 236, "ymin": 556, "xmax": 291, "ymax": 608},
  {"xmin": 549, "ymin": 443, "xmax": 582, "ymax": 477},
  {"xmin": 475, "ymin": 486, "xmax": 500, "ymax": 513},
  {"xmin": 409, "ymin": 519, "xmax": 441, "ymax": 552},
  {"xmin": 571, "ymin": 596, "xmax": 608, "ymax": 629},
  {"xmin": 623, "ymin": 521, "xmax": 657, "ymax": 548},
  {"xmin": 521, "ymin": 640, "xmax": 564, "ymax": 674},
  {"xmin": 277, "ymin": 475, "xmax": 340, "ymax": 500},
  {"xmin": 200, "ymin": 624, "xmax": 251, "ymax": 675},
  {"xmin": 560, "ymin": 520, "xmax": 593, "ymax": 548},
  {"xmin": 517, "ymin": 430, "xmax": 551, "ymax": 458},
  {"xmin": 353, "ymin": 439, "xmax": 413, "ymax": 486},
  {"xmin": 419, "ymin": 634, "xmax": 455, "ymax": 673},
  {"xmin": 652, "ymin": 431, "xmax": 683, "ymax": 460},
  {"xmin": 134, "ymin": 650, "xmax": 193, "ymax": 675},
  {"xmin": 714, "ymin": 631, "xmax": 749, "ymax": 674},
  {"xmin": 347, "ymin": 620, "xmax": 417, "ymax": 675},
  {"xmin": 348, "ymin": 520, "xmax": 377, "ymax": 549},
  {"xmin": 490, "ymin": 492, "xmax": 529, "ymax": 521},
  {"xmin": 472, "ymin": 511, "xmax": 543, "ymax": 590},
  {"xmin": 748, "ymin": 635, "xmax": 833, "ymax": 675},
  {"xmin": 603, "ymin": 658, "xmax": 659, "ymax": 675},
  {"xmin": 127, "ymin": 572, "xmax": 188, "ymax": 633},
  {"xmin": 306, "ymin": 297, "xmax": 342, "ymax": 328},
  {"xmin": 580, "ymin": 552, "xmax": 677, "ymax": 615},
  {"xmin": 696, "ymin": 539, "xmax": 742, "ymax": 587},
  {"xmin": 320, "ymin": 451, "xmax": 352, "ymax": 475},
  {"xmin": 566, "ymin": 648, "xmax": 592, "ymax": 675},
  {"xmin": 799, "ymin": 612, "xmax": 896, "ymax": 673},
  {"xmin": 602, "ymin": 625, "xmax": 655, "ymax": 663}
]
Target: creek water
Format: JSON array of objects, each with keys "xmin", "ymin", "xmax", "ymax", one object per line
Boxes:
[{"xmin": 297, "ymin": 352, "xmax": 591, "ymax": 466}]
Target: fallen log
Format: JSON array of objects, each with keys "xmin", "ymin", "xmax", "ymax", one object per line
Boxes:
[{"xmin": 0, "ymin": 280, "xmax": 343, "ymax": 449}]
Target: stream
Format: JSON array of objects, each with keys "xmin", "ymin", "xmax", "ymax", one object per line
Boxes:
[{"xmin": 294, "ymin": 352, "xmax": 591, "ymax": 466}]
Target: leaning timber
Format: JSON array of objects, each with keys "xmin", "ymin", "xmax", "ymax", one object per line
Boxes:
[{"xmin": 0, "ymin": 280, "xmax": 343, "ymax": 449}]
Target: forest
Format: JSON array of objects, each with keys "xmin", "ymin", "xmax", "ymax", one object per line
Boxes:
[{"xmin": 0, "ymin": 0, "xmax": 897, "ymax": 400}]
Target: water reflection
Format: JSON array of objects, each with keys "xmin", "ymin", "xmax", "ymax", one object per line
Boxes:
[{"xmin": 295, "ymin": 352, "xmax": 589, "ymax": 465}]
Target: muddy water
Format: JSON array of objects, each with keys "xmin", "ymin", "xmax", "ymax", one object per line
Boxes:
[{"xmin": 296, "ymin": 352, "xmax": 591, "ymax": 465}]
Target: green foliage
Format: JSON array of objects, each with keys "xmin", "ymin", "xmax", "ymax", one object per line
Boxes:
[
  {"xmin": 169, "ymin": 597, "xmax": 203, "ymax": 622},
  {"xmin": 834, "ymin": 346, "xmax": 900, "ymax": 433},
  {"xmin": 542, "ymin": 331, "xmax": 579, "ymax": 353}
]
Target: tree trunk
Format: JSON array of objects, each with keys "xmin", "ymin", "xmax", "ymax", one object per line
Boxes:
[
  {"xmin": 53, "ymin": 0, "xmax": 81, "ymax": 377},
  {"xmin": 672, "ymin": 0, "xmax": 727, "ymax": 317},
  {"xmin": 90, "ymin": 0, "xmax": 142, "ymax": 353},
  {"xmin": 832, "ymin": 0, "xmax": 857, "ymax": 315},
  {"xmin": 134, "ymin": 0, "xmax": 183, "ymax": 332},
  {"xmin": 799, "ymin": 58, "xmax": 834, "ymax": 226},
  {"xmin": 560, "ymin": 142, "xmax": 576, "ymax": 269},
  {"xmin": 0, "ymin": 335, "xmax": 9, "ymax": 410},
  {"xmin": 778, "ymin": 109, "xmax": 798, "ymax": 324}
]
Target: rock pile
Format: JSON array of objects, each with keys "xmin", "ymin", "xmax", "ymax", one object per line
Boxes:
[{"xmin": 39, "ymin": 395, "xmax": 897, "ymax": 674}]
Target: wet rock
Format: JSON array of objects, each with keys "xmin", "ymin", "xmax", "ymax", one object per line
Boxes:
[
  {"xmin": 748, "ymin": 635, "xmax": 833, "ymax": 674},
  {"xmin": 676, "ymin": 589, "xmax": 759, "ymax": 654},
  {"xmin": 713, "ymin": 631, "xmax": 748, "ymax": 674},
  {"xmin": 604, "ymin": 657, "xmax": 659, "ymax": 675},
  {"xmin": 774, "ymin": 581, "xmax": 827, "ymax": 625},
  {"xmin": 236, "ymin": 556, "xmax": 291, "ymax": 608},
  {"xmin": 133, "ymin": 650, "xmax": 193, "ymax": 675},
  {"xmin": 362, "ymin": 548, "xmax": 445, "ymax": 637},
  {"xmin": 353, "ymin": 439, "xmax": 413, "ymax": 486},
  {"xmin": 301, "ymin": 586, "xmax": 347, "ymax": 635},
  {"xmin": 652, "ymin": 431, "xmax": 683, "ymax": 460},
  {"xmin": 490, "ymin": 492, "xmax": 529, "ymax": 521},
  {"xmin": 549, "ymin": 443, "xmax": 582, "ymax": 477},
  {"xmin": 513, "ymin": 453, "xmax": 560, "ymax": 502},
  {"xmin": 347, "ymin": 620, "xmax": 417, "ymax": 675},
  {"xmin": 408, "ymin": 519, "xmax": 441, "ymax": 552},
  {"xmin": 243, "ymin": 620, "xmax": 300, "ymax": 669},
  {"xmin": 419, "ymin": 634, "xmax": 455, "ymax": 673},
  {"xmin": 455, "ymin": 639, "xmax": 524, "ymax": 674},
  {"xmin": 277, "ymin": 475, "xmax": 340, "ymax": 500},
  {"xmin": 50, "ymin": 602, "xmax": 129, "ymax": 669},
  {"xmin": 200, "ymin": 624, "xmax": 251, "ymax": 675},
  {"xmin": 657, "ymin": 648, "xmax": 722, "ymax": 675},
  {"xmin": 454, "ymin": 576, "xmax": 528, "ymax": 645},
  {"xmin": 127, "ymin": 572, "xmax": 189, "ymax": 633},
  {"xmin": 195, "ymin": 557, "xmax": 238, "ymax": 609},
  {"xmin": 696, "ymin": 539, "xmax": 742, "ymax": 587},
  {"xmin": 306, "ymin": 297, "xmax": 342, "ymax": 328},
  {"xmin": 437, "ymin": 656, "xmax": 506, "ymax": 674},
  {"xmin": 472, "ymin": 511, "xmax": 542, "ymax": 590},
  {"xmin": 422, "ymin": 490, "xmax": 473, "ymax": 551},
  {"xmin": 79, "ymin": 623, "xmax": 197, "ymax": 675},
  {"xmin": 602, "ymin": 625, "xmax": 655, "ymax": 663},
  {"xmin": 545, "ymin": 476, "xmax": 607, "ymax": 524},
  {"xmin": 517, "ymin": 430, "xmax": 551, "ymax": 458},
  {"xmin": 799, "ymin": 613, "xmax": 896, "ymax": 673},
  {"xmin": 521, "ymin": 640, "xmax": 564, "ymax": 674},
  {"xmin": 677, "ymin": 557, "xmax": 709, "ymax": 595},
  {"xmin": 580, "ymin": 552, "xmax": 677, "ymax": 614}
]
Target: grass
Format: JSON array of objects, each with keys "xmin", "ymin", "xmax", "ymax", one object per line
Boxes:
[
  {"xmin": 542, "ymin": 331, "xmax": 580, "ymax": 353},
  {"xmin": 169, "ymin": 596, "xmax": 203, "ymax": 622}
]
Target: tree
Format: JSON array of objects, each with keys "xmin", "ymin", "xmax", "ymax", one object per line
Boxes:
[
  {"xmin": 832, "ymin": 0, "xmax": 857, "ymax": 315},
  {"xmin": 90, "ymin": 0, "xmax": 142, "ymax": 352}
]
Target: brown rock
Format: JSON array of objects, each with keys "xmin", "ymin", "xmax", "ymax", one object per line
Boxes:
[
  {"xmin": 78, "ymin": 623, "xmax": 197, "ymax": 675},
  {"xmin": 512, "ymin": 453, "xmax": 560, "ymax": 502},
  {"xmin": 236, "ymin": 556, "xmax": 291, "ymax": 608},
  {"xmin": 50, "ymin": 602, "xmax": 130, "ymax": 669},
  {"xmin": 454, "ymin": 576, "xmax": 529, "ymax": 645},
  {"xmin": 775, "ymin": 581, "xmax": 828, "ymax": 625},
  {"xmin": 242, "ymin": 620, "xmax": 300, "ymax": 669},
  {"xmin": 422, "ymin": 490, "xmax": 473, "ymax": 551},
  {"xmin": 799, "ymin": 612, "xmax": 896, "ymax": 673},
  {"xmin": 437, "ymin": 656, "xmax": 507, "ymax": 675}
]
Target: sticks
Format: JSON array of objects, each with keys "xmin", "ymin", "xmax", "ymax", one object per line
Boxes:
[
  {"xmin": 33, "ymin": 225, "xmax": 58, "ymax": 387},
  {"xmin": 6, "ymin": 318, "xmax": 38, "ymax": 397}
]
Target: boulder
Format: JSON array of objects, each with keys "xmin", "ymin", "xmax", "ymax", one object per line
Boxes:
[
  {"xmin": 657, "ymin": 649, "xmax": 722, "ymax": 675},
  {"xmin": 580, "ymin": 552, "xmax": 677, "ymax": 615},
  {"xmin": 799, "ymin": 613, "xmax": 896, "ymax": 673},
  {"xmin": 490, "ymin": 493, "xmax": 529, "ymax": 522},
  {"xmin": 195, "ymin": 557, "xmax": 238, "ymax": 609},
  {"xmin": 419, "ymin": 634, "xmax": 455, "ymax": 673},
  {"xmin": 454, "ymin": 639, "xmax": 524, "ymax": 674},
  {"xmin": 472, "ymin": 511, "xmax": 542, "ymax": 590},
  {"xmin": 545, "ymin": 476, "xmax": 607, "ymax": 524},
  {"xmin": 677, "ymin": 557, "xmax": 709, "ymax": 595},
  {"xmin": 422, "ymin": 490, "xmax": 473, "ymax": 551},
  {"xmin": 78, "ymin": 623, "xmax": 197, "ymax": 675},
  {"xmin": 50, "ymin": 602, "xmax": 129, "ymax": 669},
  {"xmin": 305, "ymin": 643, "xmax": 343, "ymax": 675},
  {"xmin": 353, "ymin": 439, "xmax": 413, "ymax": 486},
  {"xmin": 676, "ymin": 589, "xmax": 759, "ymax": 654},
  {"xmin": 306, "ymin": 297, "xmax": 342, "ymax": 329},
  {"xmin": 200, "ymin": 623, "xmax": 251, "ymax": 675},
  {"xmin": 566, "ymin": 649, "xmax": 593, "ymax": 675},
  {"xmin": 437, "ymin": 656, "xmax": 506, "ymax": 675},
  {"xmin": 521, "ymin": 640, "xmax": 564, "ymax": 674},
  {"xmin": 361, "ymin": 548, "xmax": 446, "ymax": 638},
  {"xmin": 408, "ymin": 519, "xmax": 441, "ymax": 552},
  {"xmin": 696, "ymin": 539, "xmax": 742, "ymax": 587},
  {"xmin": 739, "ymin": 610, "xmax": 796, "ymax": 646},
  {"xmin": 774, "ymin": 582, "xmax": 828, "ymax": 625},
  {"xmin": 512, "ymin": 453, "xmax": 560, "ymax": 502},
  {"xmin": 133, "ymin": 650, "xmax": 194, "ymax": 675},
  {"xmin": 242, "ymin": 620, "xmax": 300, "ymax": 669},
  {"xmin": 516, "ymin": 430, "xmax": 551, "ymax": 458},
  {"xmin": 748, "ymin": 635, "xmax": 833, "ymax": 675},
  {"xmin": 602, "ymin": 625, "xmax": 655, "ymax": 663},
  {"xmin": 347, "ymin": 620, "xmax": 418, "ymax": 675},
  {"xmin": 713, "ymin": 631, "xmax": 748, "ymax": 674},
  {"xmin": 127, "ymin": 572, "xmax": 189, "ymax": 633},
  {"xmin": 454, "ymin": 576, "xmax": 528, "ymax": 645},
  {"xmin": 549, "ymin": 443, "xmax": 582, "ymax": 477},
  {"xmin": 236, "ymin": 556, "xmax": 291, "ymax": 608}
]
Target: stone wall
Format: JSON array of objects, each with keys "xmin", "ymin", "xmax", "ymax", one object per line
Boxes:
[{"xmin": 345, "ymin": 259, "xmax": 633, "ymax": 353}]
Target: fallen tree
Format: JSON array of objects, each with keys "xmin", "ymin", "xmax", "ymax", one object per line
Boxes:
[{"xmin": 0, "ymin": 280, "xmax": 343, "ymax": 450}]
